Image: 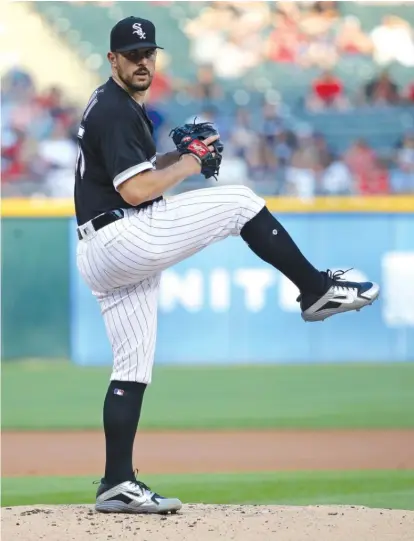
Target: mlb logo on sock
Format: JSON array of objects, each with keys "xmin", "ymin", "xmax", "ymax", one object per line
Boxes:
[{"xmin": 113, "ymin": 388, "xmax": 124, "ymax": 396}]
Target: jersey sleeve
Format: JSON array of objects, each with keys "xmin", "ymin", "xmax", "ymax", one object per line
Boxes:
[{"xmin": 98, "ymin": 105, "xmax": 155, "ymax": 191}]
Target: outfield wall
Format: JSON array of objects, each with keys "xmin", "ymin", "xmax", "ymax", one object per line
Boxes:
[
  {"xmin": 2, "ymin": 197, "xmax": 414, "ymax": 363},
  {"xmin": 1, "ymin": 218, "xmax": 70, "ymax": 359}
]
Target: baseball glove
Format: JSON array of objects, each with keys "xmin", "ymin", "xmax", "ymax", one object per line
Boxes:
[{"xmin": 169, "ymin": 119, "xmax": 224, "ymax": 180}]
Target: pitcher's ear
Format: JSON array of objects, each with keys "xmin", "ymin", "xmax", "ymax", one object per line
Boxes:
[{"xmin": 107, "ymin": 51, "xmax": 116, "ymax": 66}]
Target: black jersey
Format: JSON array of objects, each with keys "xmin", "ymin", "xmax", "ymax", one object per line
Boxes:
[{"xmin": 74, "ymin": 77, "xmax": 158, "ymax": 225}]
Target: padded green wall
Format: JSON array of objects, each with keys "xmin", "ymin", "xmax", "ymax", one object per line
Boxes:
[{"xmin": 1, "ymin": 219, "xmax": 70, "ymax": 359}]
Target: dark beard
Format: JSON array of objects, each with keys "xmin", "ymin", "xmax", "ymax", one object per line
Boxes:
[{"xmin": 120, "ymin": 72, "xmax": 152, "ymax": 92}]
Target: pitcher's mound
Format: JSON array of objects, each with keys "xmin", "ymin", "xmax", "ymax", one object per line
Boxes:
[{"xmin": 2, "ymin": 503, "xmax": 413, "ymax": 540}]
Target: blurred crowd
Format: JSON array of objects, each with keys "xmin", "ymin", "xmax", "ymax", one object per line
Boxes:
[
  {"xmin": 158, "ymin": 102, "xmax": 414, "ymax": 198},
  {"xmin": 2, "ymin": 0, "xmax": 414, "ymax": 198},
  {"xmin": 2, "ymin": 69, "xmax": 80, "ymax": 197},
  {"xmin": 184, "ymin": 1, "xmax": 414, "ymax": 77},
  {"xmin": 302, "ymin": 67, "xmax": 414, "ymax": 112},
  {"xmin": 182, "ymin": 1, "xmax": 414, "ymax": 112},
  {"xmin": 2, "ymin": 66, "xmax": 414, "ymax": 199}
]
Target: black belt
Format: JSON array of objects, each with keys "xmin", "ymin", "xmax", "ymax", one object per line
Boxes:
[
  {"xmin": 77, "ymin": 198, "xmax": 161, "ymax": 240},
  {"xmin": 77, "ymin": 209, "xmax": 124, "ymax": 240}
]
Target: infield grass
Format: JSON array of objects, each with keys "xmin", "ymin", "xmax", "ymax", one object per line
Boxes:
[
  {"xmin": 2, "ymin": 470, "xmax": 414, "ymax": 511},
  {"xmin": 2, "ymin": 361, "xmax": 414, "ymax": 430}
]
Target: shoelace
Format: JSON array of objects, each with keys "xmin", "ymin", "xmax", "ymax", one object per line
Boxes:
[
  {"xmin": 327, "ymin": 268, "xmax": 354, "ymax": 292},
  {"xmin": 132, "ymin": 470, "xmax": 158, "ymax": 495},
  {"xmin": 93, "ymin": 469, "xmax": 153, "ymax": 493},
  {"xmin": 134, "ymin": 479, "xmax": 151, "ymax": 493},
  {"xmin": 327, "ymin": 268, "xmax": 352, "ymax": 280}
]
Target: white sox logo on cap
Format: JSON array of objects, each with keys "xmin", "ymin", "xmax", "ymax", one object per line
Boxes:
[{"xmin": 132, "ymin": 22, "xmax": 146, "ymax": 39}]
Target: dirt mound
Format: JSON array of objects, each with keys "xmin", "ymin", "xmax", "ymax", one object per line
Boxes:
[{"xmin": 2, "ymin": 504, "xmax": 413, "ymax": 541}]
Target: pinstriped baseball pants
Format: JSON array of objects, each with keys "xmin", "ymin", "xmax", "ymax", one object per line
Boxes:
[{"xmin": 76, "ymin": 185, "xmax": 265, "ymax": 383}]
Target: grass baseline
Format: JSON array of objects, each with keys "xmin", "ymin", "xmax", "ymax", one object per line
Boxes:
[
  {"xmin": 2, "ymin": 361, "xmax": 414, "ymax": 430},
  {"xmin": 2, "ymin": 470, "xmax": 414, "ymax": 511}
]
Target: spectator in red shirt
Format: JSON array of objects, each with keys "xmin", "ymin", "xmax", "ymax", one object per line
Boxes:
[
  {"xmin": 266, "ymin": 28, "xmax": 302, "ymax": 64},
  {"xmin": 344, "ymin": 139, "xmax": 389, "ymax": 194},
  {"xmin": 402, "ymin": 81, "xmax": 414, "ymax": 104},
  {"xmin": 336, "ymin": 16, "xmax": 373, "ymax": 56},
  {"xmin": 146, "ymin": 52, "xmax": 173, "ymax": 104},
  {"xmin": 265, "ymin": 12, "xmax": 303, "ymax": 64},
  {"xmin": 306, "ymin": 70, "xmax": 350, "ymax": 111},
  {"xmin": 147, "ymin": 72, "xmax": 172, "ymax": 103},
  {"xmin": 37, "ymin": 86, "xmax": 63, "ymax": 110},
  {"xmin": 344, "ymin": 138, "xmax": 376, "ymax": 174},
  {"xmin": 1, "ymin": 129, "xmax": 26, "ymax": 182},
  {"xmin": 358, "ymin": 159, "xmax": 390, "ymax": 194}
]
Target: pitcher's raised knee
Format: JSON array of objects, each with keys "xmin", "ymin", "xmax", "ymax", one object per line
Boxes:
[{"xmin": 226, "ymin": 185, "xmax": 266, "ymax": 230}]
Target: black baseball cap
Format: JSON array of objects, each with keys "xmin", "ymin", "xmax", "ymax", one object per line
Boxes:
[{"xmin": 110, "ymin": 16, "xmax": 164, "ymax": 53}]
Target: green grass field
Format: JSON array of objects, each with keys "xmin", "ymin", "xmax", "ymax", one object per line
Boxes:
[
  {"xmin": 2, "ymin": 471, "xmax": 414, "ymax": 510},
  {"xmin": 2, "ymin": 360, "xmax": 414, "ymax": 511},
  {"xmin": 2, "ymin": 360, "xmax": 414, "ymax": 430}
]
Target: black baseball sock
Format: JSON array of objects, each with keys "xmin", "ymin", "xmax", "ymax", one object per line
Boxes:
[
  {"xmin": 103, "ymin": 380, "xmax": 146, "ymax": 485},
  {"xmin": 241, "ymin": 206, "xmax": 325, "ymax": 294}
]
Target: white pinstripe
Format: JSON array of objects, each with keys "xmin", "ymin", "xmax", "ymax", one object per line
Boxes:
[{"xmin": 76, "ymin": 185, "xmax": 265, "ymax": 383}]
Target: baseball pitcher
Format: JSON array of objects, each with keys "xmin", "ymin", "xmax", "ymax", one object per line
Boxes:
[{"xmin": 74, "ymin": 16, "xmax": 380, "ymax": 514}]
